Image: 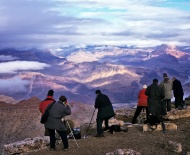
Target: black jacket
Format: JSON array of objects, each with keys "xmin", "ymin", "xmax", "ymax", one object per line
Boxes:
[
  {"xmin": 145, "ymin": 83, "xmax": 165, "ymax": 115},
  {"xmin": 95, "ymin": 93, "xmax": 114, "ymax": 119},
  {"xmin": 173, "ymin": 79, "xmax": 184, "ymax": 97}
]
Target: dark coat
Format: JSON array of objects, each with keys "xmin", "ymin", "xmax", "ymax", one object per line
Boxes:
[
  {"xmin": 45, "ymin": 101, "xmax": 71, "ymax": 131},
  {"xmin": 145, "ymin": 83, "xmax": 165, "ymax": 115},
  {"xmin": 95, "ymin": 93, "xmax": 115, "ymax": 119},
  {"xmin": 173, "ymin": 79, "xmax": 184, "ymax": 97}
]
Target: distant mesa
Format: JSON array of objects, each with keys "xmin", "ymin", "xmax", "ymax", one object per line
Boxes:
[{"xmin": 0, "ymin": 95, "xmax": 17, "ymax": 104}]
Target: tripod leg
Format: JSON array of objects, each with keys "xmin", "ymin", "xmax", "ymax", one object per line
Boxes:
[
  {"xmin": 86, "ymin": 109, "xmax": 96, "ymax": 134},
  {"xmin": 66, "ymin": 121, "xmax": 80, "ymax": 149}
]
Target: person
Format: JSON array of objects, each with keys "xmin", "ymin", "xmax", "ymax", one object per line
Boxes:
[
  {"xmin": 39, "ymin": 89, "xmax": 56, "ymax": 136},
  {"xmin": 145, "ymin": 79, "xmax": 166, "ymax": 132},
  {"xmin": 145, "ymin": 79, "xmax": 164, "ymax": 116},
  {"xmin": 132, "ymin": 85, "xmax": 149, "ymax": 124},
  {"xmin": 44, "ymin": 95, "xmax": 71, "ymax": 151},
  {"xmin": 94, "ymin": 90, "xmax": 115, "ymax": 137},
  {"xmin": 172, "ymin": 77, "xmax": 184, "ymax": 109},
  {"xmin": 159, "ymin": 73, "xmax": 173, "ymax": 115}
]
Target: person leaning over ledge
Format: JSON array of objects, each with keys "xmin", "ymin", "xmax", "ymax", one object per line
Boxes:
[{"xmin": 44, "ymin": 95, "xmax": 71, "ymax": 151}]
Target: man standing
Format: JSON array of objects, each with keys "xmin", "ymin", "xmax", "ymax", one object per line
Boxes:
[
  {"xmin": 172, "ymin": 77, "xmax": 184, "ymax": 109},
  {"xmin": 146, "ymin": 79, "xmax": 165, "ymax": 116},
  {"xmin": 45, "ymin": 95, "xmax": 71, "ymax": 151},
  {"xmin": 159, "ymin": 73, "xmax": 173, "ymax": 115},
  {"xmin": 145, "ymin": 79, "xmax": 166, "ymax": 132},
  {"xmin": 94, "ymin": 90, "xmax": 115, "ymax": 137},
  {"xmin": 39, "ymin": 89, "xmax": 56, "ymax": 136}
]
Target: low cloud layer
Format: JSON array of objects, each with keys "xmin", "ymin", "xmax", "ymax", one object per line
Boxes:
[
  {"xmin": 0, "ymin": 76, "xmax": 29, "ymax": 93},
  {"xmin": 0, "ymin": 55, "xmax": 18, "ymax": 61},
  {"xmin": 0, "ymin": 61, "xmax": 50, "ymax": 74}
]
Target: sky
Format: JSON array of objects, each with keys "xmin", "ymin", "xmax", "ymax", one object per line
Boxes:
[{"xmin": 0, "ymin": 0, "xmax": 190, "ymax": 50}]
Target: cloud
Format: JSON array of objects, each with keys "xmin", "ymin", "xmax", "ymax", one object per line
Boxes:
[
  {"xmin": 0, "ymin": 61, "xmax": 50, "ymax": 73},
  {"xmin": 0, "ymin": 76, "xmax": 29, "ymax": 93},
  {"xmin": 0, "ymin": 55, "xmax": 18, "ymax": 61},
  {"xmin": 0, "ymin": 0, "xmax": 190, "ymax": 49}
]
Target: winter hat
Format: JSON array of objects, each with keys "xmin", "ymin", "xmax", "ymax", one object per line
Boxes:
[
  {"xmin": 47, "ymin": 89, "xmax": 54, "ymax": 96},
  {"xmin": 172, "ymin": 77, "xmax": 176, "ymax": 81},
  {"xmin": 153, "ymin": 79, "xmax": 158, "ymax": 83},
  {"xmin": 143, "ymin": 85, "xmax": 147, "ymax": 89},
  {"xmin": 95, "ymin": 90, "xmax": 101, "ymax": 94},
  {"xmin": 59, "ymin": 96, "xmax": 67, "ymax": 102},
  {"xmin": 163, "ymin": 73, "xmax": 168, "ymax": 78}
]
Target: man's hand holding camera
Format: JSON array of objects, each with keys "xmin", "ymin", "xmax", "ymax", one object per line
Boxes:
[{"xmin": 63, "ymin": 100, "xmax": 68, "ymax": 106}]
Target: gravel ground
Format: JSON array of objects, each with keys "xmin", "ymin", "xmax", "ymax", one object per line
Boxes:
[{"xmin": 28, "ymin": 117, "xmax": 190, "ymax": 155}]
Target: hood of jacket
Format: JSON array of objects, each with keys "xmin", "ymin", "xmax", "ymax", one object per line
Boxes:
[{"xmin": 164, "ymin": 77, "xmax": 170, "ymax": 83}]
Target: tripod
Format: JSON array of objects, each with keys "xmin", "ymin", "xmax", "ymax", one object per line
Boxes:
[
  {"xmin": 86, "ymin": 109, "xmax": 96, "ymax": 134},
  {"xmin": 66, "ymin": 120, "xmax": 80, "ymax": 149}
]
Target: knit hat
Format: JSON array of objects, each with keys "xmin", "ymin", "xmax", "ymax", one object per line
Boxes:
[
  {"xmin": 95, "ymin": 90, "xmax": 101, "ymax": 94},
  {"xmin": 153, "ymin": 79, "xmax": 158, "ymax": 83},
  {"xmin": 47, "ymin": 89, "xmax": 54, "ymax": 96},
  {"xmin": 143, "ymin": 85, "xmax": 147, "ymax": 89},
  {"xmin": 59, "ymin": 96, "xmax": 67, "ymax": 102},
  {"xmin": 163, "ymin": 73, "xmax": 168, "ymax": 78}
]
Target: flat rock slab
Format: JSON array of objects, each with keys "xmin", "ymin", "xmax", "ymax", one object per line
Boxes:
[{"xmin": 143, "ymin": 123, "xmax": 177, "ymax": 132}]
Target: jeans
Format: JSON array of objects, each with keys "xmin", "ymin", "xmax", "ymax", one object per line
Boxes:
[{"xmin": 48, "ymin": 129, "xmax": 68, "ymax": 149}]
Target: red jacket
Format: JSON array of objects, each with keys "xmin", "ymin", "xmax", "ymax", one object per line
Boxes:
[
  {"xmin": 137, "ymin": 89, "xmax": 148, "ymax": 107},
  {"xmin": 39, "ymin": 96, "xmax": 56, "ymax": 114}
]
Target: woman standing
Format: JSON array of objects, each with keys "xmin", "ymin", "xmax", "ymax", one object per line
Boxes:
[{"xmin": 132, "ymin": 85, "xmax": 149, "ymax": 124}]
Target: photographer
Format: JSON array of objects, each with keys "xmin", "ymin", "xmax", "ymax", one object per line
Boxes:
[
  {"xmin": 94, "ymin": 90, "xmax": 114, "ymax": 137},
  {"xmin": 44, "ymin": 96, "xmax": 71, "ymax": 151}
]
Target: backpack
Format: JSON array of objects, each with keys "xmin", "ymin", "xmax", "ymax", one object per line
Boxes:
[
  {"xmin": 109, "ymin": 124, "xmax": 121, "ymax": 134},
  {"xmin": 40, "ymin": 101, "xmax": 56, "ymax": 124},
  {"xmin": 147, "ymin": 114, "xmax": 161, "ymax": 130}
]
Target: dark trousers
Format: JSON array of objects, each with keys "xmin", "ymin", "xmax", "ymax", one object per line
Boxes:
[
  {"xmin": 96, "ymin": 116, "xmax": 110, "ymax": 135},
  {"xmin": 48, "ymin": 129, "xmax": 68, "ymax": 149},
  {"xmin": 163, "ymin": 99, "xmax": 171, "ymax": 113},
  {"xmin": 175, "ymin": 96, "xmax": 183, "ymax": 108},
  {"xmin": 132, "ymin": 106, "xmax": 149, "ymax": 124}
]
